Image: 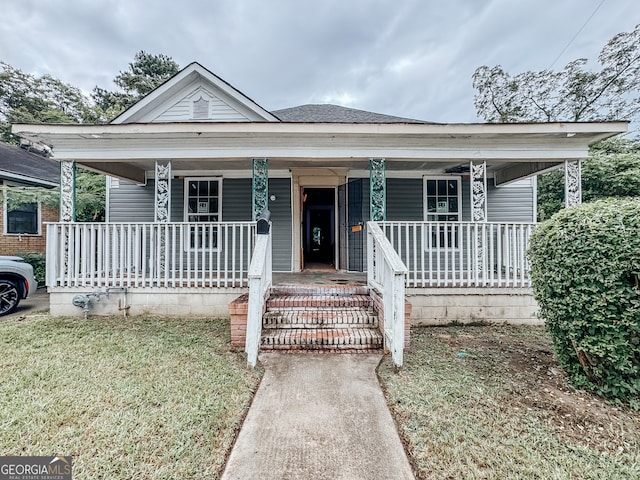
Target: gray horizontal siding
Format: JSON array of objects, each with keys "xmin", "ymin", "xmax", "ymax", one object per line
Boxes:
[
  {"xmin": 487, "ymin": 178, "xmax": 535, "ymax": 222},
  {"xmin": 108, "ymin": 176, "xmax": 293, "ymax": 272},
  {"xmin": 109, "ymin": 180, "xmax": 154, "ymax": 222},
  {"xmin": 387, "ymin": 178, "xmax": 423, "ymax": 221},
  {"xmin": 268, "ymin": 179, "xmax": 293, "ymax": 271}
]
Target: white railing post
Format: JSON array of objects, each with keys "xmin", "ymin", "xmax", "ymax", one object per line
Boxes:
[
  {"xmin": 367, "ymin": 221, "xmax": 408, "ymax": 368},
  {"xmin": 245, "ymin": 211, "xmax": 273, "ymax": 368},
  {"xmin": 45, "ymin": 223, "xmax": 59, "ymax": 287}
]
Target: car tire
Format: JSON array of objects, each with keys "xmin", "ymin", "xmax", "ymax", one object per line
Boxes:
[{"xmin": 0, "ymin": 279, "xmax": 20, "ymax": 316}]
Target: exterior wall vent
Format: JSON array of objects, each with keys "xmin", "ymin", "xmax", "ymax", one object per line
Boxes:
[{"xmin": 193, "ymin": 97, "xmax": 210, "ymax": 120}]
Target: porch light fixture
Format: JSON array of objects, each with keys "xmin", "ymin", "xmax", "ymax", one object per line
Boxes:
[
  {"xmin": 566, "ymin": 132, "xmax": 576, "ymax": 137},
  {"xmin": 270, "ymin": 194, "xmax": 277, "ymax": 201}
]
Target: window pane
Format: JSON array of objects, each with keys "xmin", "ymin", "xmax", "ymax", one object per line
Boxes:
[
  {"xmin": 189, "ymin": 181, "xmax": 197, "ymax": 194},
  {"xmin": 198, "ymin": 181, "xmax": 208, "ymax": 196},
  {"xmin": 426, "ymin": 180, "xmax": 436, "ymax": 196},
  {"xmin": 188, "ymin": 199, "xmax": 197, "ymax": 213},
  {"xmin": 437, "ymin": 180, "xmax": 447, "ymax": 196},
  {"xmin": 448, "ymin": 180, "xmax": 458, "ymax": 195},
  {"xmin": 210, "ymin": 199, "xmax": 218, "ymax": 213},
  {"xmin": 427, "ymin": 198, "xmax": 436, "ymax": 213},
  {"xmin": 437, "ymin": 198, "xmax": 448, "ymax": 213},
  {"xmin": 7, "ymin": 203, "xmax": 38, "ymax": 234},
  {"xmin": 449, "ymin": 198, "xmax": 458, "ymax": 213},
  {"xmin": 210, "ymin": 181, "xmax": 219, "ymax": 196}
]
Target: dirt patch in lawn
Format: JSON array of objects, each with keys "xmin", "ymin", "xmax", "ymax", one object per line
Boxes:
[{"xmin": 434, "ymin": 326, "xmax": 638, "ymax": 454}]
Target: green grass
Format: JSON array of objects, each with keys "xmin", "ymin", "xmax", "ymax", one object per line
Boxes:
[
  {"xmin": 378, "ymin": 326, "xmax": 640, "ymax": 480},
  {"xmin": 0, "ymin": 316, "xmax": 261, "ymax": 479}
]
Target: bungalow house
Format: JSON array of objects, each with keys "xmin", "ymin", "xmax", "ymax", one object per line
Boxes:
[
  {"xmin": 0, "ymin": 141, "xmax": 59, "ymax": 256},
  {"xmin": 12, "ymin": 63, "xmax": 627, "ymax": 366}
]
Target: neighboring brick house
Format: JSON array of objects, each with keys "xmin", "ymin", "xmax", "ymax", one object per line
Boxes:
[{"xmin": 0, "ymin": 142, "xmax": 59, "ymax": 256}]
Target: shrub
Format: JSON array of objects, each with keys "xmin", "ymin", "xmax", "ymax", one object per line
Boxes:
[
  {"xmin": 18, "ymin": 252, "xmax": 46, "ymax": 285},
  {"xmin": 528, "ymin": 198, "xmax": 640, "ymax": 406}
]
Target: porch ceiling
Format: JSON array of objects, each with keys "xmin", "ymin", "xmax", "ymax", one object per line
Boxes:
[{"xmin": 12, "ymin": 121, "xmax": 627, "ymax": 184}]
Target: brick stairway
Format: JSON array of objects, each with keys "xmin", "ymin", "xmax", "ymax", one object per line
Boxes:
[{"xmin": 260, "ymin": 285, "xmax": 383, "ymax": 352}]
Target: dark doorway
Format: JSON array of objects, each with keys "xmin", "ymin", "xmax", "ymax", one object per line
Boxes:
[{"xmin": 303, "ymin": 188, "xmax": 335, "ymax": 268}]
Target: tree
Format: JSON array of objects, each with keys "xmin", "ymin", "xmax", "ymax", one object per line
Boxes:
[
  {"xmin": 472, "ymin": 24, "xmax": 640, "ymax": 123},
  {"xmin": 0, "ymin": 62, "xmax": 99, "ymax": 144},
  {"xmin": 537, "ymin": 138, "xmax": 640, "ymax": 221},
  {"xmin": 92, "ymin": 51, "xmax": 180, "ymax": 117}
]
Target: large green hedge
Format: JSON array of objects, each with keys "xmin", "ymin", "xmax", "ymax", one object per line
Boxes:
[{"xmin": 528, "ymin": 198, "xmax": 640, "ymax": 405}]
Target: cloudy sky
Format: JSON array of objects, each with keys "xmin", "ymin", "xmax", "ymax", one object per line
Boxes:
[{"xmin": 0, "ymin": 0, "xmax": 637, "ymax": 125}]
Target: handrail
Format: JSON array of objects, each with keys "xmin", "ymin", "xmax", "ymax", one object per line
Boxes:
[
  {"xmin": 367, "ymin": 221, "xmax": 408, "ymax": 368},
  {"xmin": 245, "ymin": 222, "xmax": 272, "ymax": 368}
]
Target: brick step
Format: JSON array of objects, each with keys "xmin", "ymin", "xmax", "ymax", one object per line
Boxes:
[
  {"xmin": 267, "ymin": 294, "xmax": 372, "ymax": 309},
  {"xmin": 261, "ymin": 327, "xmax": 383, "ymax": 350},
  {"xmin": 270, "ymin": 285, "xmax": 370, "ymax": 297},
  {"xmin": 264, "ymin": 307, "xmax": 378, "ymax": 328}
]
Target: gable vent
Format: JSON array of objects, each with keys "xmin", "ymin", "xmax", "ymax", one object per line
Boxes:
[{"xmin": 193, "ymin": 97, "xmax": 210, "ymax": 120}]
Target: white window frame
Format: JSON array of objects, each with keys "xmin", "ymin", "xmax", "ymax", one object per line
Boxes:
[
  {"xmin": 183, "ymin": 177, "xmax": 222, "ymax": 251},
  {"xmin": 423, "ymin": 176, "xmax": 462, "ymax": 249},
  {"xmin": 423, "ymin": 176, "xmax": 462, "ymax": 221},
  {"xmin": 3, "ymin": 185, "xmax": 42, "ymax": 236}
]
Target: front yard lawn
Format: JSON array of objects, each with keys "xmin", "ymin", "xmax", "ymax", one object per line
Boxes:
[
  {"xmin": 0, "ymin": 316, "xmax": 261, "ymax": 479},
  {"xmin": 378, "ymin": 325, "xmax": 640, "ymax": 480}
]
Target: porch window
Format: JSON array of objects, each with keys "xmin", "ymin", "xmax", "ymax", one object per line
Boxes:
[
  {"xmin": 424, "ymin": 177, "xmax": 461, "ymax": 221},
  {"xmin": 184, "ymin": 178, "xmax": 221, "ymax": 249},
  {"xmin": 423, "ymin": 176, "xmax": 461, "ymax": 248}
]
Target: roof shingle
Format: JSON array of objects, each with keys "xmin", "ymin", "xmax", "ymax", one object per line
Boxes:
[
  {"xmin": 0, "ymin": 142, "xmax": 60, "ymax": 186},
  {"xmin": 272, "ymin": 104, "xmax": 435, "ymax": 124}
]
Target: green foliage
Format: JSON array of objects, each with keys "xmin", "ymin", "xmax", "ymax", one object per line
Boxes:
[
  {"xmin": 528, "ymin": 198, "xmax": 640, "ymax": 405},
  {"xmin": 537, "ymin": 138, "xmax": 640, "ymax": 221},
  {"xmin": 473, "ymin": 24, "xmax": 640, "ymax": 123},
  {"xmin": 17, "ymin": 252, "xmax": 45, "ymax": 284},
  {"xmin": 92, "ymin": 51, "xmax": 180, "ymax": 117},
  {"xmin": 75, "ymin": 169, "xmax": 106, "ymax": 221},
  {"xmin": 0, "ymin": 62, "xmax": 101, "ymax": 144}
]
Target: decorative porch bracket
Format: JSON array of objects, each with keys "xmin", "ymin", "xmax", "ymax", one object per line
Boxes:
[
  {"xmin": 60, "ymin": 160, "xmax": 76, "ymax": 222},
  {"xmin": 470, "ymin": 160, "xmax": 487, "ymax": 282},
  {"xmin": 154, "ymin": 161, "xmax": 172, "ymax": 222},
  {"xmin": 252, "ymin": 158, "xmax": 269, "ymax": 221},
  {"xmin": 564, "ymin": 160, "xmax": 582, "ymax": 208},
  {"xmin": 370, "ymin": 158, "xmax": 386, "ymax": 221},
  {"xmin": 470, "ymin": 160, "xmax": 487, "ymax": 222}
]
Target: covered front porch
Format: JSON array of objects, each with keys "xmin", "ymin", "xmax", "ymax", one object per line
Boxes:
[{"xmin": 14, "ymin": 120, "xmax": 627, "ymax": 367}]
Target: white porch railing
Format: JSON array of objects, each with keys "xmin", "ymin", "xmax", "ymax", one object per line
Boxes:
[
  {"xmin": 367, "ymin": 221, "xmax": 408, "ymax": 368},
  {"xmin": 378, "ymin": 222, "xmax": 535, "ymax": 288},
  {"xmin": 45, "ymin": 222, "xmax": 256, "ymax": 288},
  {"xmin": 245, "ymin": 230, "xmax": 272, "ymax": 368}
]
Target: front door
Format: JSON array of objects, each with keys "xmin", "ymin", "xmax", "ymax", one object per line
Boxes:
[{"xmin": 302, "ymin": 188, "xmax": 335, "ymax": 268}]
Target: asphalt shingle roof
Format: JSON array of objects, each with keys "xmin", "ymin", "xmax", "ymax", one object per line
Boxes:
[
  {"xmin": 0, "ymin": 142, "xmax": 60, "ymax": 186},
  {"xmin": 271, "ymin": 104, "xmax": 435, "ymax": 124}
]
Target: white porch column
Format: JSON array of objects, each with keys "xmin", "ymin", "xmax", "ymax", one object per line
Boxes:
[
  {"xmin": 369, "ymin": 158, "xmax": 386, "ymax": 221},
  {"xmin": 470, "ymin": 160, "xmax": 487, "ymax": 283},
  {"xmin": 154, "ymin": 161, "xmax": 171, "ymax": 222},
  {"xmin": 252, "ymin": 158, "xmax": 269, "ymax": 221},
  {"xmin": 60, "ymin": 160, "xmax": 76, "ymax": 222},
  {"xmin": 564, "ymin": 160, "xmax": 582, "ymax": 208},
  {"xmin": 470, "ymin": 160, "xmax": 487, "ymax": 222}
]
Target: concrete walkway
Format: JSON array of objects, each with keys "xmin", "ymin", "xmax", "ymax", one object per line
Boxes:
[{"xmin": 221, "ymin": 353, "xmax": 415, "ymax": 480}]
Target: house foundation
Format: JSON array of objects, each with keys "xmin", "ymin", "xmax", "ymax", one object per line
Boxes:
[{"xmin": 407, "ymin": 287, "xmax": 540, "ymax": 325}]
